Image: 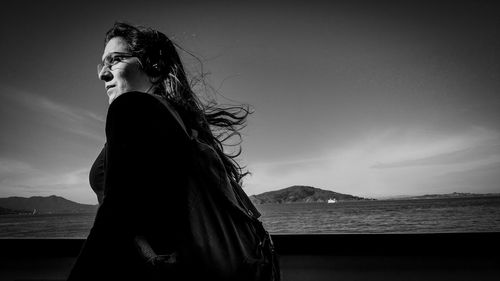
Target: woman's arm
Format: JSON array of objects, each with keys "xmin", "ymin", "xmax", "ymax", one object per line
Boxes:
[
  {"xmin": 68, "ymin": 92, "xmax": 187, "ymax": 280},
  {"xmin": 94, "ymin": 91, "xmax": 188, "ymax": 239}
]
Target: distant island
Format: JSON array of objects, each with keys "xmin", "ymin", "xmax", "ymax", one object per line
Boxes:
[
  {"xmin": 0, "ymin": 195, "xmax": 97, "ymax": 215},
  {"xmin": 249, "ymin": 185, "xmax": 373, "ymax": 204}
]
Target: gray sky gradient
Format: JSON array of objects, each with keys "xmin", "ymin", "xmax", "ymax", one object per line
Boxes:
[{"xmin": 1, "ymin": 0, "xmax": 499, "ymax": 204}]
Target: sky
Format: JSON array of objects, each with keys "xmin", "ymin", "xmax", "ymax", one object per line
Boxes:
[{"xmin": 1, "ymin": 0, "xmax": 499, "ymax": 204}]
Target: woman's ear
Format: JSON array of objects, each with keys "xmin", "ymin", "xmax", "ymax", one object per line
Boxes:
[
  {"xmin": 149, "ymin": 63, "xmax": 162, "ymax": 83},
  {"xmin": 150, "ymin": 76, "xmax": 161, "ymax": 83}
]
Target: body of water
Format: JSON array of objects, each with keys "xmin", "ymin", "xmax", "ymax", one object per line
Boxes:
[
  {"xmin": 257, "ymin": 196, "xmax": 500, "ymax": 234},
  {"xmin": 1, "ymin": 197, "xmax": 499, "ymax": 238}
]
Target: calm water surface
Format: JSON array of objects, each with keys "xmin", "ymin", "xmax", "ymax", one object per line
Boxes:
[
  {"xmin": 1, "ymin": 197, "xmax": 499, "ymax": 237},
  {"xmin": 257, "ymin": 197, "xmax": 500, "ymax": 234}
]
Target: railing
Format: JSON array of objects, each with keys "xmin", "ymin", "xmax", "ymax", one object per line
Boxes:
[
  {"xmin": 1, "ymin": 233, "xmax": 499, "ymax": 281},
  {"xmin": 2, "ymin": 232, "xmax": 499, "ymax": 256}
]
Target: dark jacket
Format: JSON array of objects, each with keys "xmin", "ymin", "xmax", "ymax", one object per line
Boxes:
[
  {"xmin": 67, "ymin": 92, "xmax": 189, "ymax": 280},
  {"xmin": 68, "ymin": 91, "xmax": 279, "ymax": 281}
]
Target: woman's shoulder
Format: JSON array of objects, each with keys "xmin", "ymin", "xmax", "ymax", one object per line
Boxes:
[
  {"xmin": 108, "ymin": 91, "xmax": 167, "ymax": 114},
  {"xmin": 106, "ymin": 91, "xmax": 186, "ymax": 138},
  {"xmin": 106, "ymin": 91, "xmax": 180, "ymax": 124}
]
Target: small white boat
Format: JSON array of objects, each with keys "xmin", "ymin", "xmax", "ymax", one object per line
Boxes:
[{"xmin": 327, "ymin": 198, "xmax": 336, "ymax": 203}]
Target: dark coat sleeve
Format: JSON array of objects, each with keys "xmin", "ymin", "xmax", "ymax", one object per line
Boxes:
[
  {"xmin": 99, "ymin": 91, "xmax": 188, "ymax": 233},
  {"xmin": 67, "ymin": 92, "xmax": 188, "ymax": 280}
]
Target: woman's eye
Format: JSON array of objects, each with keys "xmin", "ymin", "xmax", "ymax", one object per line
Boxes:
[{"xmin": 110, "ymin": 56, "xmax": 121, "ymax": 64}]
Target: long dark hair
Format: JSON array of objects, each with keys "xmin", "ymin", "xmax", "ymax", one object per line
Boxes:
[{"xmin": 103, "ymin": 22, "xmax": 251, "ymax": 184}]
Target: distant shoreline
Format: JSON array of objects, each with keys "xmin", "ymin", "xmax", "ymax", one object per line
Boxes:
[
  {"xmin": 375, "ymin": 193, "xmax": 500, "ymax": 201},
  {"xmin": 2, "ymin": 192, "xmax": 499, "ymax": 213},
  {"xmin": 251, "ymin": 194, "xmax": 500, "ymax": 205}
]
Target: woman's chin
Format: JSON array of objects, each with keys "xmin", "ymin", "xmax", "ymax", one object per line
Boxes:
[
  {"xmin": 107, "ymin": 93, "xmax": 115, "ymax": 104},
  {"xmin": 107, "ymin": 91, "xmax": 120, "ymax": 104}
]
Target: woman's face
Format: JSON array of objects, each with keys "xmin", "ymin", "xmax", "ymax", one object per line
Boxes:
[{"xmin": 98, "ymin": 37, "xmax": 152, "ymax": 104}]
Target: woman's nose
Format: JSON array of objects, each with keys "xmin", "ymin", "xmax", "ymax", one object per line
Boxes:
[{"xmin": 98, "ymin": 67, "xmax": 113, "ymax": 82}]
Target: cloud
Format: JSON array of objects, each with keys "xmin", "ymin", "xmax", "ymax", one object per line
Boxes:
[
  {"xmin": 0, "ymin": 159, "xmax": 36, "ymax": 179},
  {"xmin": 364, "ymin": 126, "xmax": 500, "ymax": 167},
  {"xmin": 0, "ymin": 85, "xmax": 105, "ymax": 142},
  {"xmin": 429, "ymin": 161, "xmax": 500, "ymax": 194},
  {"xmin": 250, "ymin": 156, "xmax": 330, "ymax": 176},
  {"xmin": 372, "ymin": 144, "xmax": 500, "ymax": 169},
  {"xmin": 0, "ymin": 158, "xmax": 90, "ymax": 198},
  {"xmin": 243, "ymin": 126, "xmax": 500, "ymax": 197}
]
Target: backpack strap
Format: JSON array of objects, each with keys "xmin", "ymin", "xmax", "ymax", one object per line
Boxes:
[{"xmin": 148, "ymin": 93, "xmax": 261, "ymax": 220}]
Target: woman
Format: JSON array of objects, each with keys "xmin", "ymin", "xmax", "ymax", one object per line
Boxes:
[{"xmin": 67, "ymin": 22, "xmax": 279, "ymax": 281}]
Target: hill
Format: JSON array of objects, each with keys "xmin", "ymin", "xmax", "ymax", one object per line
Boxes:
[
  {"xmin": 249, "ymin": 185, "xmax": 372, "ymax": 204},
  {"xmin": 0, "ymin": 195, "xmax": 98, "ymax": 214}
]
